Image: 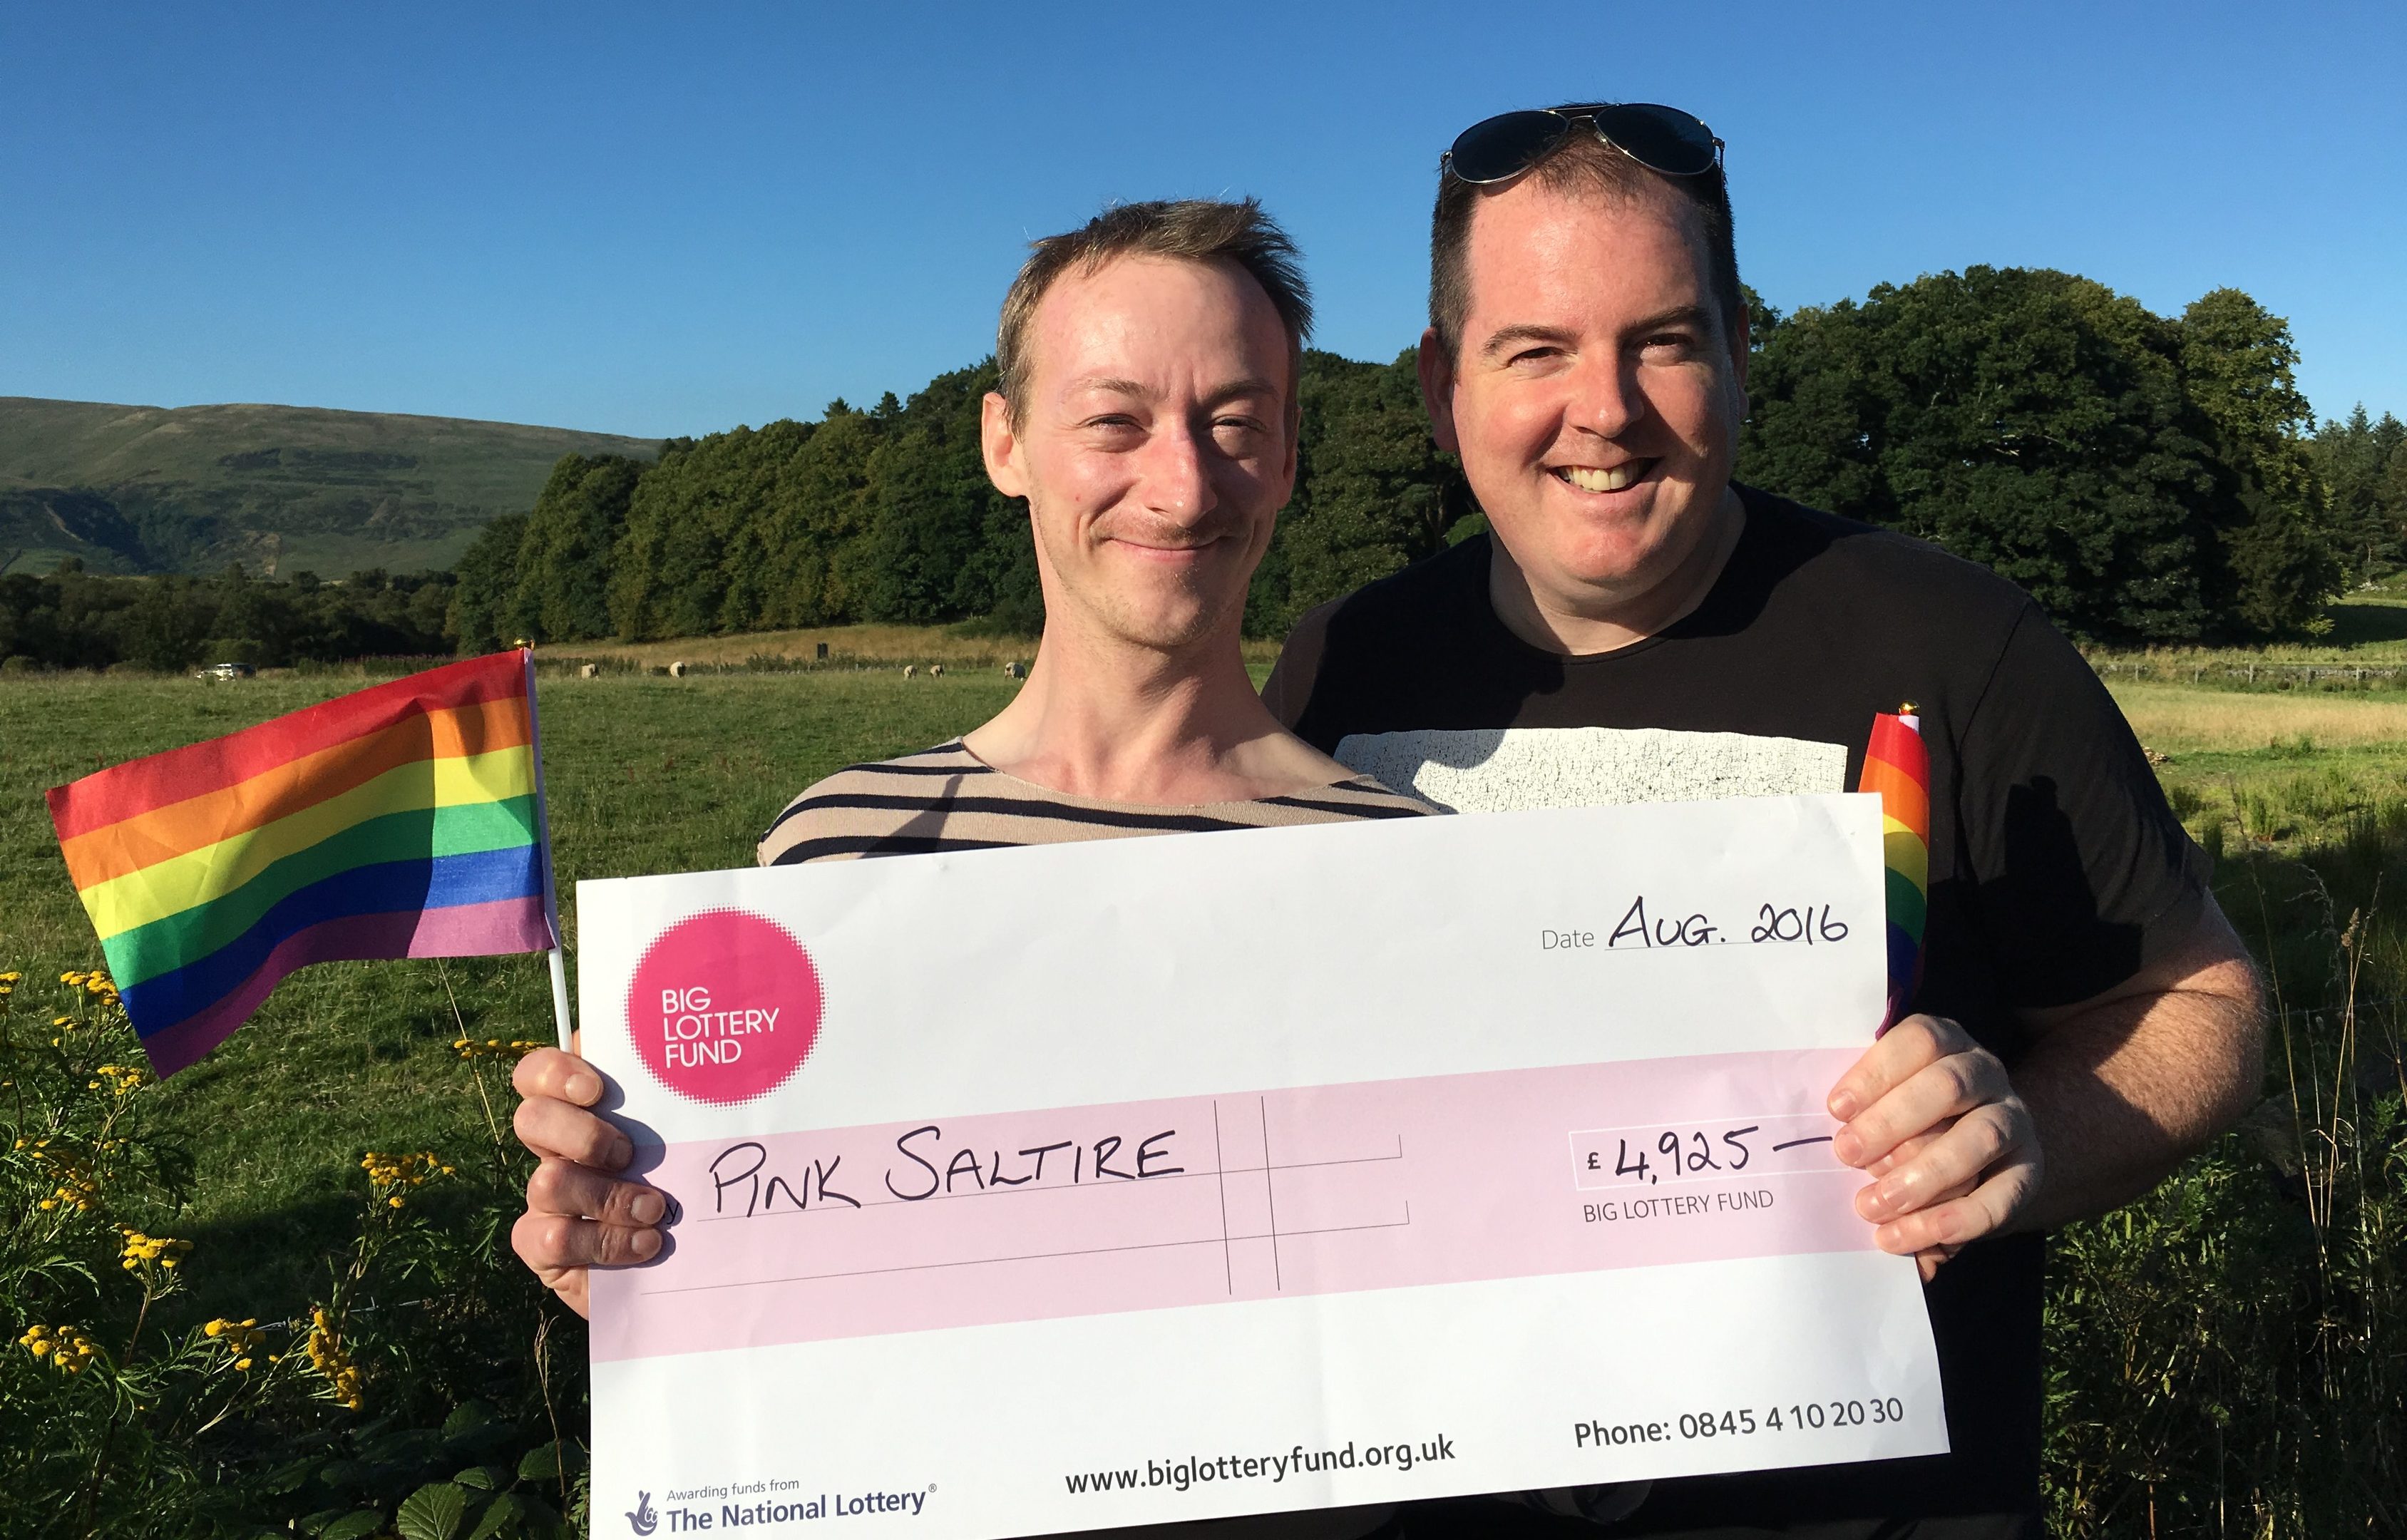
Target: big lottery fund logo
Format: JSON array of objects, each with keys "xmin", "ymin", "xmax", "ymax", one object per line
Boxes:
[{"xmin": 628, "ymin": 910, "xmax": 823, "ymax": 1104}]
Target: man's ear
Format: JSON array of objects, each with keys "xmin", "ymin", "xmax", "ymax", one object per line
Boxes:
[
  {"xmin": 981, "ymin": 391, "xmax": 1029, "ymax": 498},
  {"xmin": 1416, "ymin": 327, "xmax": 1461, "ymax": 455}
]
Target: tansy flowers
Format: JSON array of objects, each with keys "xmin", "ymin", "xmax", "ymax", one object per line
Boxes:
[
  {"xmin": 360, "ymin": 1151, "xmax": 454, "ymax": 1208},
  {"xmin": 120, "ymin": 1228, "xmax": 192, "ymax": 1274},
  {"xmin": 18, "ymin": 1324, "xmax": 100, "ymax": 1375},
  {"xmin": 452, "ymin": 1036, "xmax": 543, "ymax": 1061},
  {"xmin": 202, "ymin": 1317, "xmax": 264, "ymax": 1370}
]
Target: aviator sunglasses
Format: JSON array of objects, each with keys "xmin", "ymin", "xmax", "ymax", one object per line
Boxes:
[{"xmin": 1444, "ymin": 102, "xmax": 1723, "ymax": 185}]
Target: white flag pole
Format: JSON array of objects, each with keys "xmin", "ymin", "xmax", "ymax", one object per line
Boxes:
[
  {"xmin": 523, "ymin": 649, "xmax": 576, "ymax": 1052},
  {"xmin": 545, "ymin": 947, "xmax": 575, "ymax": 1055}
]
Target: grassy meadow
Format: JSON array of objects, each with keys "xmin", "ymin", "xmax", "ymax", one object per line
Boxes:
[
  {"xmin": 1, "ymin": 668, "xmax": 1017, "ymax": 1318},
  {"xmin": 0, "ymin": 632, "xmax": 2400, "ymax": 1534},
  {"xmin": 530, "ymin": 623, "xmax": 1281, "ymax": 674}
]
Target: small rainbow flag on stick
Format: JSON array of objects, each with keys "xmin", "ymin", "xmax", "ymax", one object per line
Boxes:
[
  {"xmin": 46, "ymin": 651, "xmax": 566, "ymax": 1077},
  {"xmin": 1861, "ymin": 704, "xmax": 1931, "ymax": 1030}
]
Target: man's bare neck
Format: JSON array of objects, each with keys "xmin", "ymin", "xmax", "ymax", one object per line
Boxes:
[
  {"xmin": 962, "ymin": 619, "xmax": 1348, "ymax": 806},
  {"xmin": 1487, "ymin": 486, "xmax": 1747, "ymax": 657}
]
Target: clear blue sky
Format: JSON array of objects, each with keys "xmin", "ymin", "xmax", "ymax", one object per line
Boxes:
[{"xmin": 6, "ymin": 1, "xmax": 2400, "ymax": 440}]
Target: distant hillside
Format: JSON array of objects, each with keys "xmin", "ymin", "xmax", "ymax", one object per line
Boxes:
[{"xmin": 0, "ymin": 397, "xmax": 660, "ymax": 578}]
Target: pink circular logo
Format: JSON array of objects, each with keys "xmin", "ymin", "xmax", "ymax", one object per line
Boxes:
[{"xmin": 626, "ymin": 910, "xmax": 823, "ymax": 1104}]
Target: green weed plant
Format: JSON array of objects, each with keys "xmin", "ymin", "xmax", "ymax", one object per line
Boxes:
[
  {"xmin": 2046, "ymin": 806, "xmax": 2406, "ymax": 1534},
  {"xmin": 0, "ymin": 968, "xmax": 585, "ymax": 1538}
]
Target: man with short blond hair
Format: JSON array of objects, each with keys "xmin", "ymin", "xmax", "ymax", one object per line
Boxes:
[
  {"xmin": 996, "ymin": 197, "xmax": 1313, "ymax": 424},
  {"xmin": 508, "ymin": 200, "xmax": 1423, "ymax": 1539}
]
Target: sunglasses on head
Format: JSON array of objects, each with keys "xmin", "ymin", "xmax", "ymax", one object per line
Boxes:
[{"xmin": 1444, "ymin": 102, "xmax": 1723, "ymax": 186}]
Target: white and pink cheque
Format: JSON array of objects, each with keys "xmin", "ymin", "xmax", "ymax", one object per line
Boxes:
[{"xmin": 579, "ymin": 794, "xmax": 1948, "ymax": 1539}]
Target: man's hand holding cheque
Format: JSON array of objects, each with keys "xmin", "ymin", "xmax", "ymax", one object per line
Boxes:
[
  {"xmin": 1825, "ymin": 1016, "xmax": 2040, "ymax": 1280},
  {"xmin": 512, "ymin": 1045, "xmax": 662, "ymax": 1316}
]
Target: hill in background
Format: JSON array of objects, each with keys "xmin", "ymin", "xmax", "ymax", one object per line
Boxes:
[{"xmin": 0, "ymin": 396, "xmax": 659, "ymax": 578}]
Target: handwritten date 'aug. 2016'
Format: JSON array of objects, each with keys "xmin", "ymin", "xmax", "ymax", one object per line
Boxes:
[{"xmin": 1540, "ymin": 896, "xmax": 1852, "ymax": 953}]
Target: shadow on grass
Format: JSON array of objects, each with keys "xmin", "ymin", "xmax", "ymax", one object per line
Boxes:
[
  {"xmin": 165, "ymin": 1193, "xmax": 374, "ymax": 1325},
  {"xmin": 2324, "ymin": 597, "xmax": 2407, "ymax": 648},
  {"xmin": 166, "ymin": 1183, "xmax": 520, "ymax": 1330}
]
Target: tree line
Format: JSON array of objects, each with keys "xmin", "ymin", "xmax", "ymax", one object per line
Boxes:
[
  {"xmin": 0, "ymin": 563, "xmax": 456, "ymax": 672},
  {"xmin": 5, "ymin": 267, "xmax": 2400, "ymax": 673},
  {"xmin": 451, "ymin": 268, "xmax": 2402, "ymax": 656},
  {"xmin": 446, "ymin": 349, "xmax": 1464, "ymax": 653}
]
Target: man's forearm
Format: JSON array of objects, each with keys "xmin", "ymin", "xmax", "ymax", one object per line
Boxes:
[{"xmin": 2008, "ymin": 926, "xmax": 2265, "ymax": 1234}]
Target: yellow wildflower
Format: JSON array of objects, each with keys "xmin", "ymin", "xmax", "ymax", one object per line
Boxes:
[
  {"xmin": 26, "ymin": 1145, "xmax": 101, "ymax": 1214},
  {"xmin": 19, "ymin": 1324, "xmax": 100, "ymax": 1375},
  {"xmin": 119, "ymin": 1229, "xmax": 193, "ymax": 1275},
  {"xmin": 360, "ymin": 1150, "xmax": 451, "ymax": 1208},
  {"xmin": 89, "ymin": 1064, "xmax": 145, "ymax": 1097},
  {"xmin": 303, "ymin": 1310, "xmax": 364, "ymax": 1409},
  {"xmin": 452, "ymin": 1036, "xmax": 543, "ymax": 1062},
  {"xmin": 203, "ymin": 1318, "xmax": 265, "ymax": 1362}
]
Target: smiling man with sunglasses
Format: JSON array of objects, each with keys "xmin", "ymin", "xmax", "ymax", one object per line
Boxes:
[{"xmin": 1265, "ymin": 104, "xmax": 2267, "ymax": 1537}]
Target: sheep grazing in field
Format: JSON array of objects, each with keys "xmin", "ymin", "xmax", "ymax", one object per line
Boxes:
[
  {"xmin": 579, "ymin": 664, "xmax": 598, "ymax": 679},
  {"xmin": 1002, "ymin": 660, "xmax": 1027, "ymax": 679},
  {"xmin": 903, "ymin": 665, "xmax": 918, "ymax": 679},
  {"xmin": 668, "ymin": 660, "xmax": 689, "ymax": 678},
  {"xmin": 928, "ymin": 664, "xmax": 944, "ymax": 677}
]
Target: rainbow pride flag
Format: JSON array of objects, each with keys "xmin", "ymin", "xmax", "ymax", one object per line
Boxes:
[
  {"xmin": 46, "ymin": 651, "xmax": 558, "ymax": 1076},
  {"xmin": 1861, "ymin": 707, "xmax": 1931, "ymax": 1030}
]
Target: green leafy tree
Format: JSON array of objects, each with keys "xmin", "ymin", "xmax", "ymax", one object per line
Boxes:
[
  {"xmin": 448, "ymin": 514, "xmax": 529, "ymax": 654},
  {"xmin": 863, "ymin": 364, "xmax": 1011, "ymax": 625},
  {"xmin": 1247, "ymin": 349, "xmax": 1468, "ymax": 637},
  {"xmin": 1740, "ymin": 267, "xmax": 2279, "ymax": 642},
  {"xmin": 2311, "ymin": 405, "xmax": 2407, "ymax": 580},
  {"xmin": 513, "ymin": 455, "xmax": 645, "ymax": 643},
  {"xmin": 119, "ymin": 577, "xmax": 212, "ymax": 671},
  {"xmin": 2176, "ymin": 289, "xmax": 2341, "ymax": 633},
  {"xmin": 424, "ymin": 272, "xmax": 2365, "ymax": 651},
  {"xmin": 759, "ymin": 407, "xmax": 883, "ymax": 627},
  {"xmin": 610, "ymin": 429, "xmax": 774, "ymax": 640}
]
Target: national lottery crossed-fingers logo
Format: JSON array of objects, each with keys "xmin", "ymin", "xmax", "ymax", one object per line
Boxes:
[{"xmin": 627, "ymin": 910, "xmax": 824, "ymax": 1104}]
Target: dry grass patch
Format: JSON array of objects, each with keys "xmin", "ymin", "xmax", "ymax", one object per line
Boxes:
[
  {"xmin": 2109, "ymin": 682, "xmax": 2407, "ymax": 754},
  {"xmin": 536, "ymin": 623, "xmax": 1032, "ymax": 667},
  {"xmin": 536, "ymin": 623, "xmax": 1282, "ymax": 670}
]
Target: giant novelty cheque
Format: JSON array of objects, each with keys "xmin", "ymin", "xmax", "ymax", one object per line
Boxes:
[{"xmin": 579, "ymin": 794, "xmax": 1947, "ymax": 1538}]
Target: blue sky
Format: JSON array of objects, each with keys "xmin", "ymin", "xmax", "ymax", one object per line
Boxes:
[{"xmin": 6, "ymin": 2, "xmax": 2401, "ymax": 439}]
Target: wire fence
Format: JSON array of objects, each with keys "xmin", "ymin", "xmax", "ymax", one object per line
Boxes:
[{"xmin": 2091, "ymin": 657, "xmax": 2407, "ymax": 689}]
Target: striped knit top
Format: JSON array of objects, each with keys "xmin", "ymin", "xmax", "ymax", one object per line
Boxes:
[{"xmin": 757, "ymin": 741, "xmax": 1435, "ymax": 867}]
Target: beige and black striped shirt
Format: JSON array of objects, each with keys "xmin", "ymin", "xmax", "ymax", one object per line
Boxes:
[{"xmin": 757, "ymin": 741, "xmax": 1434, "ymax": 867}]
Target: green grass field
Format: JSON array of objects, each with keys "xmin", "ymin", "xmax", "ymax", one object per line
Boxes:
[
  {"xmin": 2, "ymin": 665, "xmax": 2399, "ymax": 1534},
  {"xmin": 0, "ymin": 670, "xmax": 1014, "ymax": 1323},
  {"xmin": 0, "ymin": 667, "xmax": 2391, "ymax": 1320}
]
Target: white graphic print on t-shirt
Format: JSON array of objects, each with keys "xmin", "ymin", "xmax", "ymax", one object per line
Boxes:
[{"xmin": 1333, "ymin": 726, "xmax": 1847, "ymax": 814}]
